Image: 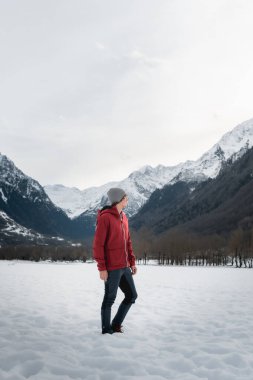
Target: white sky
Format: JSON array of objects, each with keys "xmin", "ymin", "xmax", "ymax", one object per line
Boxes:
[{"xmin": 1, "ymin": 0, "xmax": 253, "ymax": 189}]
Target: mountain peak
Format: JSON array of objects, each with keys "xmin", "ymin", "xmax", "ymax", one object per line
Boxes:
[
  {"xmin": 217, "ymin": 117, "xmax": 253, "ymax": 158},
  {"xmin": 137, "ymin": 164, "xmax": 154, "ymax": 174}
]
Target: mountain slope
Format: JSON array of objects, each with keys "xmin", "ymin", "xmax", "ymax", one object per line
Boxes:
[
  {"xmin": 0, "ymin": 210, "xmax": 67, "ymax": 247},
  {"xmin": 180, "ymin": 179, "xmax": 253, "ymax": 236}
]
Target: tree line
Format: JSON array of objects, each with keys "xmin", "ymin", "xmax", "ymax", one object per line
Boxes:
[
  {"xmin": 0, "ymin": 244, "xmax": 88, "ymax": 262},
  {"xmin": 132, "ymin": 226, "xmax": 253, "ymax": 268}
]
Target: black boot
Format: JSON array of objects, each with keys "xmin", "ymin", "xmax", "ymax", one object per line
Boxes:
[{"xmin": 111, "ymin": 324, "xmax": 124, "ymax": 333}]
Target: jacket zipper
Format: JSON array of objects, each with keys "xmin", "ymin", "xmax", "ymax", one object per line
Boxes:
[{"xmin": 120, "ymin": 214, "xmax": 128, "ymax": 266}]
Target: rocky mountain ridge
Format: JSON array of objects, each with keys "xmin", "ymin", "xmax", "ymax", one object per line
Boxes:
[{"xmin": 44, "ymin": 118, "xmax": 253, "ymax": 219}]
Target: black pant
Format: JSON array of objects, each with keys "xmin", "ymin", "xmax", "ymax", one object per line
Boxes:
[{"xmin": 101, "ymin": 267, "xmax": 138, "ymax": 333}]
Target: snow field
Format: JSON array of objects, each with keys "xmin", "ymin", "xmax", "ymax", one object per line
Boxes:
[{"xmin": 0, "ymin": 261, "xmax": 253, "ymax": 380}]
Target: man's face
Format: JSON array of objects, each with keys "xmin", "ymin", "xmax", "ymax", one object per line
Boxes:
[{"xmin": 121, "ymin": 195, "xmax": 128, "ymax": 209}]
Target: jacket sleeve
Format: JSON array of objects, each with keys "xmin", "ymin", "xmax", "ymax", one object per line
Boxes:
[
  {"xmin": 127, "ymin": 230, "xmax": 136, "ymax": 267},
  {"xmin": 92, "ymin": 215, "xmax": 109, "ymax": 271}
]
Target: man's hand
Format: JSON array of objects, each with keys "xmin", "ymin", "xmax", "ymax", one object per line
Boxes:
[
  {"xmin": 131, "ymin": 266, "xmax": 137, "ymax": 275},
  {"xmin": 99, "ymin": 270, "xmax": 108, "ymax": 281}
]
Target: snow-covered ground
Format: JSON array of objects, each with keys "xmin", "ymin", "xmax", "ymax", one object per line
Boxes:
[{"xmin": 1, "ymin": 261, "xmax": 253, "ymax": 380}]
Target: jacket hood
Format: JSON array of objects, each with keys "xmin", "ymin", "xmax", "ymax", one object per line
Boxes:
[{"xmin": 97, "ymin": 205, "xmax": 122, "ymax": 219}]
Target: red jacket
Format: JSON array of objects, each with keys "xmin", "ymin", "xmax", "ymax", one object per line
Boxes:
[{"xmin": 93, "ymin": 206, "xmax": 136, "ymax": 271}]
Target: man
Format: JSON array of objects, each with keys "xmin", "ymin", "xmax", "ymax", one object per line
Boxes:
[{"xmin": 93, "ymin": 187, "xmax": 138, "ymax": 334}]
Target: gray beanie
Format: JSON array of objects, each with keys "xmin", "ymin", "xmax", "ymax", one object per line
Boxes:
[{"xmin": 107, "ymin": 188, "xmax": 126, "ymax": 205}]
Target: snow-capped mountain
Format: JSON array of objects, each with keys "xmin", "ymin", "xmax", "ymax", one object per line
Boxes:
[
  {"xmin": 0, "ymin": 153, "xmax": 53, "ymax": 206},
  {"xmin": 131, "ymin": 145, "xmax": 253, "ymax": 235},
  {"xmin": 0, "ymin": 153, "xmax": 83, "ymax": 242},
  {"xmin": 44, "ymin": 118, "xmax": 253, "ymax": 219}
]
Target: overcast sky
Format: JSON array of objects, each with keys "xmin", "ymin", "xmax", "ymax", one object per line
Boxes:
[{"xmin": 1, "ymin": 0, "xmax": 253, "ymax": 189}]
